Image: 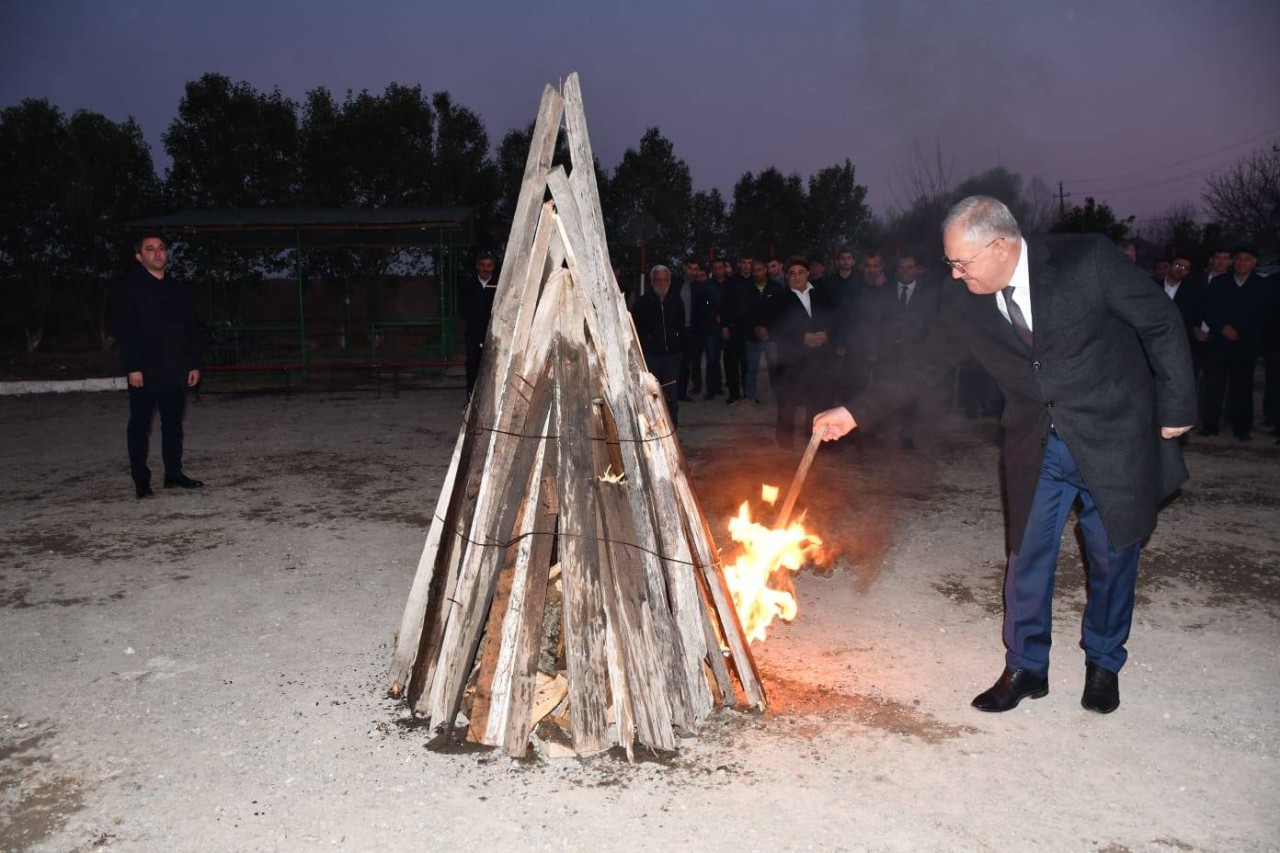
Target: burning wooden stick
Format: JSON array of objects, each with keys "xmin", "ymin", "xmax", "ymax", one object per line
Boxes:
[{"xmin": 774, "ymin": 430, "xmax": 825, "ymax": 529}]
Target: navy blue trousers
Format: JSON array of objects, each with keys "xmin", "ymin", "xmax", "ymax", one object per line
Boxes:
[{"xmin": 1003, "ymin": 432, "xmax": 1140, "ymax": 677}]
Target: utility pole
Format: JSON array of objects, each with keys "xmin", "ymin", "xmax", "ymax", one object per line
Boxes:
[{"xmin": 1055, "ymin": 181, "xmax": 1071, "ymax": 219}]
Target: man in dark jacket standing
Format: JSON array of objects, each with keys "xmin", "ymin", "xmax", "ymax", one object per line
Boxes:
[
  {"xmin": 112, "ymin": 234, "xmax": 203, "ymax": 499},
  {"xmin": 773, "ymin": 256, "xmax": 838, "ymax": 450},
  {"xmin": 631, "ymin": 264, "xmax": 685, "ymax": 426},
  {"xmin": 457, "ymin": 251, "xmax": 498, "ymax": 400},
  {"xmin": 1199, "ymin": 244, "xmax": 1273, "ymax": 440},
  {"xmin": 739, "ymin": 259, "xmax": 788, "ymax": 403},
  {"xmin": 815, "ymin": 197, "xmax": 1195, "ymax": 715},
  {"xmin": 872, "ymin": 251, "xmax": 944, "ymax": 449}
]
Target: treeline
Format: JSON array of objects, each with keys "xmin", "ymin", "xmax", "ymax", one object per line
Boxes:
[{"xmin": 3, "ymin": 71, "xmax": 1272, "ymax": 352}]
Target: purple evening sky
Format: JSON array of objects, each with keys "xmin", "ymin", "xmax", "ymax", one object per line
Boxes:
[{"xmin": 3, "ymin": 0, "xmax": 1278, "ymax": 230}]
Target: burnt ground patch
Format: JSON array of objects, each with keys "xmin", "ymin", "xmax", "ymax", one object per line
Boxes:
[
  {"xmin": 0, "ymin": 719, "xmax": 86, "ymax": 851},
  {"xmin": 0, "ymin": 526, "xmax": 226, "ymax": 566},
  {"xmin": 757, "ymin": 666, "xmax": 978, "ymax": 744},
  {"xmin": 1139, "ymin": 543, "xmax": 1280, "ymax": 612},
  {"xmin": 930, "ymin": 559, "xmax": 1007, "ymax": 616}
]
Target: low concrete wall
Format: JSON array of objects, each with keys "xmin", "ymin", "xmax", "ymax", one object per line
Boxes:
[{"xmin": 0, "ymin": 377, "xmax": 125, "ymax": 395}]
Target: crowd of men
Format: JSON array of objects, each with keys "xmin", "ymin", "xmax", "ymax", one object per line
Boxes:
[
  {"xmin": 1146, "ymin": 243, "xmax": 1277, "ymax": 443},
  {"xmin": 628, "ymin": 246, "xmax": 961, "ymax": 449},
  {"xmin": 454, "ymin": 239, "xmax": 1278, "ymax": 449},
  {"xmin": 623, "ymin": 240, "xmax": 1279, "ymax": 448}
]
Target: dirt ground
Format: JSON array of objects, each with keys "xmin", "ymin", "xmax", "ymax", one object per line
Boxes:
[{"xmin": 0, "ymin": 384, "xmax": 1276, "ymax": 852}]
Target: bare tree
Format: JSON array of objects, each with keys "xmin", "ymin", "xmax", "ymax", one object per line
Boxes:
[
  {"xmin": 1021, "ymin": 176, "xmax": 1057, "ymax": 236},
  {"xmin": 1202, "ymin": 142, "xmax": 1280, "ymax": 252},
  {"xmin": 887, "ymin": 138, "xmax": 955, "ymax": 211},
  {"xmin": 1144, "ymin": 202, "xmax": 1203, "ymax": 256}
]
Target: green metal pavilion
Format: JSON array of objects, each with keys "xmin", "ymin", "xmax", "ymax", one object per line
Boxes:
[{"xmin": 126, "ymin": 207, "xmax": 473, "ymax": 367}]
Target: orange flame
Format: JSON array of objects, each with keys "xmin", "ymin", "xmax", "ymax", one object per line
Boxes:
[{"xmin": 722, "ymin": 485, "xmax": 823, "ymax": 644}]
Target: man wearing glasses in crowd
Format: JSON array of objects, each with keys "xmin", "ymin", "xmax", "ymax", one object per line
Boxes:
[{"xmin": 814, "ymin": 196, "xmax": 1195, "ymax": 717}]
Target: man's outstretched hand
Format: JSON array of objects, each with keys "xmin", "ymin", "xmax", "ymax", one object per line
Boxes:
[{"xmin": 813, "ymin": 406, "xmax": 857, "ymax": 441}]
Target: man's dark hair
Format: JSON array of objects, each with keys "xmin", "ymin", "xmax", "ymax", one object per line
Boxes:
[
  {"xmin": 683, "ymin": 256, "xmax": 703, "ymax": 270},
  {"xmin": 476, "ymin": 251, "xmax": 496, "ymax": 263},
  {"xmin": 133, "ymin": 232, "xmax": 165, "ymax": 254},
  {"xmin": 1232, "ymin": 243, "xmax": 1259, "ymax": 259}
]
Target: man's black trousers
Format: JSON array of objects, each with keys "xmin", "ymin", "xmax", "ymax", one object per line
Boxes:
[{"xmin": 127, "ymin": 387, "xmax": 187, "ymax": 486}]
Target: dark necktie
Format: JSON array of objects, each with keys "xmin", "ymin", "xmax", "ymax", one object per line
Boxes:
[
  {"xmin": 1001, "ymin": 287, "xmax": 1033, "ymax": 348},
  {"xmin": 899, "ymin": 283, "xmax": 909, "ymax": 305}
]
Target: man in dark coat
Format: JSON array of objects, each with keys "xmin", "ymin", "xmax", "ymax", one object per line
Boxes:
[
  {"xmin": 676, "ymin": 257, "xmax": 716, "ymax": 401},
  {"xmin": 112, "ymin": 234, "xmax": 203, "ymax": 499},
  {"xmin": 814, "ymin": 197, "xmax": 1196, "ymax": 715},
  {"xmin": 457, "ymin": 251, "xmax": 498, "ymax": 400},
  {"xmin": 630, "ymin": 264, "xmax": 685, "ymax": 426},
  {"xmin": 871, "ymin": 251, "xmax": 944, "ymax": 449},
  {"xmin": 772, "ymin": 256, "xmax": 839, "ymax": 450},
  {"xmin": 739, "ymin": 259, "xmax": 788, "ymax": 403},
  {"xmin": 713, "ymin": 257, "xmax": 746, "ymax": 403},
  {"xmin": 1198, "ymin": 244, "xmax": 1273, "ymax": 440},
  {"xmin": 1159, "ymin": 254, "xmax": 1207, "ymax": 399}
]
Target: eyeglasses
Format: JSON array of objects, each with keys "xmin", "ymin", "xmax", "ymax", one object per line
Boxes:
[
  {"xmin": 1171, "ymin": 263, "xmax": 1190, "ymax": 271},
  {"xmin": 942, "ymin": 238, "xmax": 1001, "ymax": 272}
]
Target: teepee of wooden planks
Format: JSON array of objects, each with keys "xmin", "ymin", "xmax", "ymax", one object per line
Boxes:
[{"xmin": 387, "ymin": 74, "xmax": 764, "ymax": 760}]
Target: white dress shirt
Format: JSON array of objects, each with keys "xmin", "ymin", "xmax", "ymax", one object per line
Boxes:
[
  {"xmin": 995, "ymin": 238, "xmax": 1033, "ymax": 332},
  {"xmin": 791, "ymin": 282, "xmax": 814, "ymax": 317}
]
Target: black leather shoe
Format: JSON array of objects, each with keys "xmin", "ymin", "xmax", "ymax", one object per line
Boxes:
[
  {"xmin": 971, "ymin": 667, "xmax": 1048, "ymax": 712},
  {"xmin": 1081, "ymin": 663, "xmax": 1119, "ymax": 713},
  {"xmin": 135, "ymin": 482, "xmax": 154, "ymax": 499},
  {"xmin": 163, "ymin": 474, "xmax": 204, "ymax": 489}
]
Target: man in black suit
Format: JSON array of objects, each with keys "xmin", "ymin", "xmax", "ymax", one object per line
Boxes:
[
  {"xmin": 1160, "ymin": 254, "xmax": 1207, "ymax": 387},
  {"xmin": 112, "ymin": 234, "xmax": 204, "ymax": 499},
  {"xmin": 773, "ymin": 256, "xmax": 838, "ymax": 450},
  {"xmin": 814, "ymin": 196, "xmax": 1195, "ymax": 715},
  {"xmin": 457, "ymin": 251, "xmax": 498, "ymax": 400},
  {"xmin": 739, "ymin": 259, "xmax": 788, "ymax": 403},
  {"xmin": 1199, "ymin": 244, "xmax": 1273, "ymax": 440},
  {"xmin": 873, "ymin": 251, "xmax": 944, "ymax": 449},
  {"xmin": 675, "ymin": 257, "xmax": 713, "ymax": 401},
  {"xmin": 630, "ymin": 264, "xmax": 685, "ymax": 427}
]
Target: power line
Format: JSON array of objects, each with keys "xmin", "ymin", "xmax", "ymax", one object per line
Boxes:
[
  {"xmin": 1063, "ymin": 123, "xmax": 1280, "ymax": 184},
  {"xmin": 1072, "ymin": 163, "xmax": 1224, "ymax": 196}
]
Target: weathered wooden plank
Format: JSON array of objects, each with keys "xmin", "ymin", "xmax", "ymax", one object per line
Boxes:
[
  {"xmin": 625, "ymin": 376, "xmax": 722, "ymax": 722},
  {"xmin": 477, "ymin": 423, "xmax": 553, "ymax": 749},
  {"xmin": 496, "ymin": 465, "xmax": 559, "ymax": 756},
  {"xmin": 404, "ymin": 201, "xmax": 559, "ymax": 713},
  {"xmin": 388, "ymin": 422, "xmax": 468, "ymax": 696},
  {"xmin": 547, "ymin": 185, "xmax": 700, "ymax": 729},
  {"xmin": 472, "ymin": 87, "xmax": 563, "ymax": 425},
  {"xmin": 417, "ymin": 346, "xmax": 558, "ymax": 726},
  {"xmin": 632, "ymin": 371, "xmax": 737, "ymax": 701},
  {"xmin": 554, "ymin": 292, "xmax": 610, "ymax": 754},
  {"xmin": 591, "ymin": 399, "xmax": 677, "ymax": 754},
  {"xmin": 467, "ymin": 428, "xmax": 552, "ymax": 743},
  {"xmin": 644, "ymin": 370, "xmax": 764, "ymax": 708},
  {"xmin": 466, "ymin": 518, "xmax": 521, "ymax": 743}
]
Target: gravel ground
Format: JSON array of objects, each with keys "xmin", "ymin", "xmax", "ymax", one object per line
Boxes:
[{"xmin": 0, "ymin": 386, "xmax": 1276, "ymax": 852}]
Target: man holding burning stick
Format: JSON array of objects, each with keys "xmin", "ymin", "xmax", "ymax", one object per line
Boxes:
[{"xmin": 813, "ymin": 196, "xmax": 1196, "ymax": 715}]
